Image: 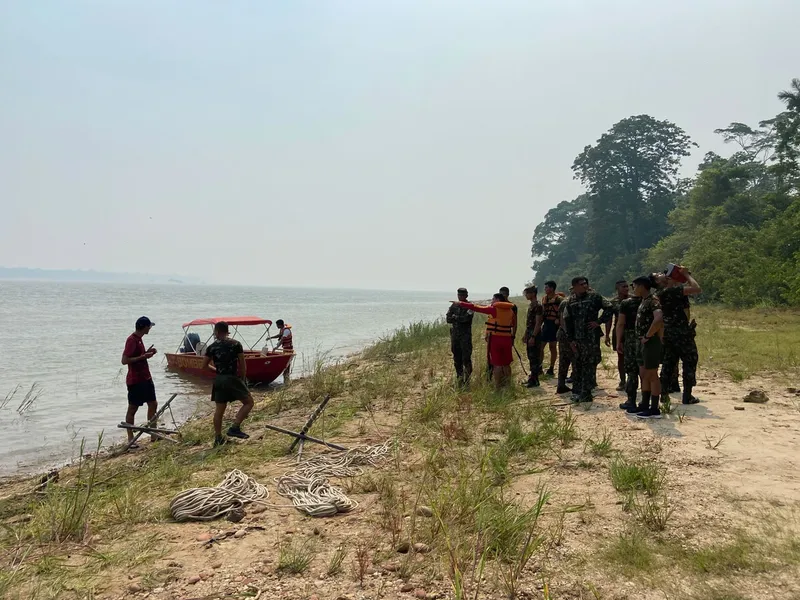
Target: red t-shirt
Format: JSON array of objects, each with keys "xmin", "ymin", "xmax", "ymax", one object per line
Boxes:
[{"xmin": 124, "ymin": 333, "xmax": 152, "ymax": 385}]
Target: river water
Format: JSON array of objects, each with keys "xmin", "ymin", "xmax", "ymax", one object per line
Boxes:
[{"xmin": 0, "ymin": 281, "xmax": 454, "ymax": 476}]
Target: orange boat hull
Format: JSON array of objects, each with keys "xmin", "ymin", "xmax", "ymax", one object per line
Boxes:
[{"xmin": 165, "ymin": 351, "xmax": 294, "ymax": 385}]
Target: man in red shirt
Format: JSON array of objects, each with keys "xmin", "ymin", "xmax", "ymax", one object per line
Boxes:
[{"xmin": 121, "ymin": 316, "xmax": 158, "ymax": 447}]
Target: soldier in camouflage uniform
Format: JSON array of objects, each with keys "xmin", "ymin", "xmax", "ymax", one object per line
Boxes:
[
  {"xmin": 555, "ymin": 296, "xmax": 572, "ymax": 394},
  {"xmin": 607, "ymin": 280, "xmax": 630, "ymax": 391},
  {"xmin": 666, "ymin": 294, "xmax": 693, "ymax": 393},
  {"xmin": 446, "ymin": 287, "xmax": 474, "ymax": 384},
  {"xmin": 587, "ymin": 282, "xmax": 604, "ymax": 390},
  {"xmin": 615, "ymin": 293, "xmax": 642, "ymax": 411},
  {"xmin": 522, "ymin": 286, "xmax": 543, "ymax": 387},
  {"xmin": 632, "ymin": 275, "xmax": 664, "ymax": 418},
  {"xmin": 656, "ymin": 268, "xmax": 702, "ymax": 405},
  {"xmin": 563, "ymin": 276, "xmax": 613, "ymax": 403}
]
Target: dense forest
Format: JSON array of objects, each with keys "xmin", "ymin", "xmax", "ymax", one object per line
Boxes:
[{"xmin": 531, "ymin": 79, "xmax": 800, "ymax": 307}]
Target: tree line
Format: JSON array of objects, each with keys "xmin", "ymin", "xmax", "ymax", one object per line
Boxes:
[{"xmin": 531, "ymin": 78, "xmax": 800, "ymax": 307}]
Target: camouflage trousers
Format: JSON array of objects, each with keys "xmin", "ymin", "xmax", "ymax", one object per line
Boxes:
[
  {"xmin": 557, "ymin": 331, "xmax": 572, "ymax": 384},
  {"xmin": 659, "ymin": 330, "xmax": 698, "ymax": 390},
  {"xmin": 526, "ymin": 339, "xmax": 542, "ymax": 380},
  {"xmin": 571, "ymin": 339, "xmax": 596, "ymax": 399},
  {"xmin": 590, "ymin": 335, "xmax": 602, "ymax": 388},
  {"xmin": 450, "ymin": 332, "xmax": 473, "ymax": 382},
  {"xmin": 622, "ymin": 330, "xmax": 640, "ymax": 398}
]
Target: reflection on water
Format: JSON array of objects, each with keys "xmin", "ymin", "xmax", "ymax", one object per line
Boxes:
[{"xmin": 0, "ymin": 281, "xmax": 453, "ymax": 476}]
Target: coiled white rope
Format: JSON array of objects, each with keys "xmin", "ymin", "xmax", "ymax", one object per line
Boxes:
[
  {"xmin": 275, "ymin": 441, "xmax": 393, "ymax": 518},
  {"xmin": 168, "ymin": 442, "xmax": 392, "ymax": 521},
  {"xmin": 169, "ymin": 469, "xmax": 270, "ymax": 522}
]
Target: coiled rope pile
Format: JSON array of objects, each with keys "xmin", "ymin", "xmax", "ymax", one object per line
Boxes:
[
  {"xmin": 275, "ymin": 441, "xmax": 392, "ymax": 518},
  {"xmin": 169, "ymin": 469, "xmax": 269, "ymax": 522},
  {"xmin": 168, "ymin": 441, "xmax": 392, "ymax": 522}
]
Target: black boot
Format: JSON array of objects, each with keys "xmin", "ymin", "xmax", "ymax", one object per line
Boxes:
[
  {"xmin": 619, "ymin": 391, "xmax": 638, "ymax": 410},
  {"xmin": 628, "ymin": 391, "xmax": 650, "ymax": 414},
  {"xmin": 616, "ymin": 375, "xmax": 626, "ymax": 391},
  {"xmin": 648, "ymin": 393, "xmax": 662, "ymax": 417},
  {"xmin": 525, "ymin": 375, "xmax": 540, "ymax": 388},
  {"xmin": 682, "ymin": 385, "xmax": 700, "ymax": 404}
]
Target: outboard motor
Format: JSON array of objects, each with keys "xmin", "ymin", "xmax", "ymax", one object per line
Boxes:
[{"xmin": 182, "ymin": 332, "xmax": 201, "ymax": 353}]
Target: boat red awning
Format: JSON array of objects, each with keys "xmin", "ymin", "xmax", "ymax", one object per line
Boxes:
[{"xmin": 182, "ymin": 316, "xmax": 273, "ymax": 328}]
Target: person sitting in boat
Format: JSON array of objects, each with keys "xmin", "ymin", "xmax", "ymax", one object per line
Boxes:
[{"xmin": 181, "ymin": 332, "xmax": 201, "ymax": 353}]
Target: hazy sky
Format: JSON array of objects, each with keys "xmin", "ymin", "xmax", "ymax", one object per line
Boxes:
[{"xmin": 1, "ymin": 1, "xmax": 798, "ymax": 292}]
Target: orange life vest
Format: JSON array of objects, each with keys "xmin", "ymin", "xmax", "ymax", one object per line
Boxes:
[
  {"xmin": 280, "ymin": 325, "xmax": 293, "ymax": 351},
  {"xmin": 542, "ymin": 295, "xmax": 562, "ymax": 321},
  {"xmin": 485, "ymin": 302, "xmax": 515, "ymax": 337}
]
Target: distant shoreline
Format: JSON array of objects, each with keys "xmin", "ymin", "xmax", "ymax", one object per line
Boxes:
[
  {"xmin": 0, "ymin": 267, "xmax": 202, "ymax": 285},
  {"xmin": 0, "ymin": 273, "xmax": 479, "ymax": 295}
]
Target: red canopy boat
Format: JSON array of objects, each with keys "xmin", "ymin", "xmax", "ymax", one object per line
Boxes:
[{"xmin": 165, "ymin": 316, "xmax": 294, "ymax": 385}]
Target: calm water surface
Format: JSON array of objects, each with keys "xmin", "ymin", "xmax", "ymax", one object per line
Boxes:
[{"xmin": 0, "ymin": 281, "xmax": 453, "ymax": 476}]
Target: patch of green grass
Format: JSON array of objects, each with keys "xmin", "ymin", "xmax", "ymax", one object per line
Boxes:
[
  {"xmin": 29, "ymin": 436, "xmax": 103, "ymax": 543},
  {"xmin": 95, "ymin": 484, "xmax": 161, "ymax": 526},
  {"xmin": 415, "ymin": 382, "xmax": 457, "ymax": 424},
  {"xmin": 585, "ymin": 430, "xmax": 614, "ymax": 457},
  {"xmin": 631, "ymin": 494, "xmax": 673, "ymax": 532},
  {"xmin": 376, "ymin": 475, "xmax": 407, "ymax": 547},
  {"xmin": 682, "ymin": 586, "xmax": 750, "ymax": 600},
  {"xmin": 327, "ymin": 544, "xmax": 347, "ymax": 577},
  {"xmin": 363, "ymin": 320, "xmax": 450, "ymax": 360},
  {"xmin": 609, "ymin": 457, "xmax": 664, "ymax": 497},
  {"xmin": 307, "ymin": 398, "xmax": 359, "ymax": 438},
  {"xmin": 694, "ymin": 305, "xmax": 800, "ymax": 379},
  {"xmin": 468, "ymin": 374, "xmax": 526, "ymax": 412},
  {"xmin": 301, "ymin": 353, "xmax": 346, "ymax": 405},
  {"xmin": 488, "ymin": 446, "xmax": 511, "ymax": 485},
  {"xmin": 424, "ymin": 445, "xmax": 554, "ymax": 599},
  {"xmin": 351, "ymin": 364, "xmax": 403, "ymax": 408},
  {"xmin": 553, "ymin": 408, "xmax": 579, "ymax": 447},
  {"xmin": 277, "ymin": 539, "xmax": 316, "ymax": 574},
  {"xmin": 683, "ymin": 534, "xmax": 770, "ymax": 574},
  {"xmin": 602, "ymin": 529, "xmax": 656, "ymax": 578},
  {"xmin": 504, "ymin": 418, "xmax": 540, "ymax": 454},
  {"xmin": 342, "ymin": 473, "xmax": 380, "ymax": 494},
  {"xmin": 478, "ymin": 488, "xmax": 549, "ymax": 563}
]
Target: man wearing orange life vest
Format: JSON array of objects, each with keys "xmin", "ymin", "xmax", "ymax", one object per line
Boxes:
[
  {"xmin": 452, "ymin": 293, "xmax": 516, "ymax": 389},
  {"xmin": 271, "ymin": 319, "xmax": 294, "ymax": 384}
]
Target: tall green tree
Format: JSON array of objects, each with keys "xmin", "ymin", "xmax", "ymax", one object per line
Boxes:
[
  {"xmin": 530, "ymin": 195, "xmax": 589, "ymax": 286},
  {"xmin": 530, "ymin": 80, "xmax": 800, "ymax": 304},
  {"xmin": 570, "ymin": 115, "xmax": 695, "ymax": 290},
  {"xmin": 774, "ymin": 78, "xmax": 800, "ymax": 189},
  {"xmin": 647, "ymin": 80, "xmax": 800, "ymax": 305}
]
